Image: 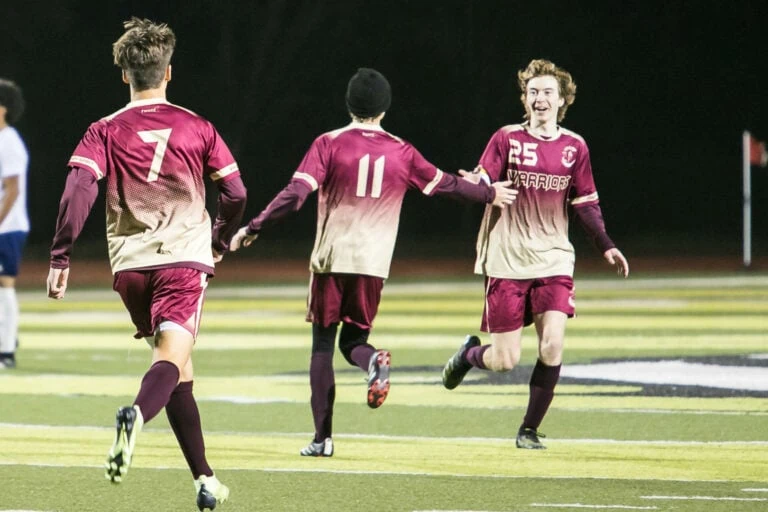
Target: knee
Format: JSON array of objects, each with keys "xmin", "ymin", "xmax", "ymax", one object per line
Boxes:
[
  {"xmin": 539, "ymin": 337, "xmax": 564, "ymax": 365},
  {"xmin": 339, "ymin": 323, "xmax": 370, "ymax": 366},
  {"xmin": 488, "ymin": 347, "xmax": 520, "ymax": 372}
]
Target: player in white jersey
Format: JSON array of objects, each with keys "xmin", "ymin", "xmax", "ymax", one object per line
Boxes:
[
  {"xmin": 0, "ymin": 79, "xmax": 29, "ymax": 370},
  {"xmin": 46, "ymin": 18, "xmax": 242, "ymax": 509},
  {"xmin": 230, "ymin": 68, "xmax": 516, "ymax": 457},
  {"xmin": 442, "ymin": 59, "xmax": 629, "ymax": 449}
]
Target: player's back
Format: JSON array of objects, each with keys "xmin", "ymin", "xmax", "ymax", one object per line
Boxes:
[
  {"xmin": 70, "ymin": 98, "xmax": 235, "ymax": 272},
  {"xmin": 307, "ymin": 123, "xmax": 438, "ymax": 279}
]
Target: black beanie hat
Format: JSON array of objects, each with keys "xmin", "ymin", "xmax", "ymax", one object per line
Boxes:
[{"xmin": 345, "ymin": 68, "xmax": 391, "ymax": 119}]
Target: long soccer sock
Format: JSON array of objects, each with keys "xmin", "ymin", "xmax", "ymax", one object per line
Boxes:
[
  {"xmin": 133, "ymin": 360, "xmax": 180, "ymax": 423},
  {"xmin": 466, "ymin": 344, "xmax": 489, "ymax": 369},
  {"xmin": 165, "ymin": 381, "xmax": 213, "ymax": 479},
  {"xmin": 0, "ymin": 287, "xmax": 19, "ymax": 354},
  {"xmin": 309, "ymin": 352, "xmax": 335, "ymax": 441},
  {"xmin": 348, "ymin": 344, "xmax": 376, "ymax": 371},
  {"xmin": 521, "ymin": 359, "xmax": 561, "ymax": 431}
]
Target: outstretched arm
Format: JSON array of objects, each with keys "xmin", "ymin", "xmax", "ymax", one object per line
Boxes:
[
  {"xmin": 48, "ymin": 167, "xmax": 99, "ymax": 298},
  {"xmin": 573, "ymin": 203, "xmax": 629, "ymax": 277},
  {"xmin": 432, "ymin": 171, "xmax": 517, "ymax": 207},
  {"xmin": 230, "ymin": 179, "xmax": 313, "ymax": 251},
  {"xmin": 211, "ymin": 175, "xmax": 247, "ymax": 262}
]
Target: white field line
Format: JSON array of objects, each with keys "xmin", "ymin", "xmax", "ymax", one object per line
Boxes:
[
  {"xmin": 642, "ymin": 495, "xmax": 768, "ymax": 502},
  {"xmin": 531, "ymin": 505, "xmax": 658, "ymax": 510},
  {"xmin": 1, "ymin": 422, "xmax": 767, "ymax": 447}
]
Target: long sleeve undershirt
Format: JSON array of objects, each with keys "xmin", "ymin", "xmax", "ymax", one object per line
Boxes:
[{"xmin": 573, "ymin": 202, "xmax": 615, "ymax": 254}]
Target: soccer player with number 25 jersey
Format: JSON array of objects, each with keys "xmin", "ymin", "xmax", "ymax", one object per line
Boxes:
[
  {"xmin": 442, "ymin": 59, "xmax": 629, "ymax": 450},
  {"xmin": 229, "ymin": 68, "xmax": 518, "ymax": 457},
  {"xmin": 47, "ymin": 17, "xmax": 245, "ymax": 510}
]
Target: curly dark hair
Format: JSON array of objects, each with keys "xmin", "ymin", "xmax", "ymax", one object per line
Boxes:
[
  {"xmin": 0, "ymin": 79, "xmax": 25, "ymax": 125},
  {"xmin": 518, "ymin": 59, "xmax": 577, "ymax": 122},
  {"xmin": 112, "ymin": 17, "xmax": 176, "ymax": 91}
]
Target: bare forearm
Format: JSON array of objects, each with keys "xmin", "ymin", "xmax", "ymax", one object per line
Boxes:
[{"xmin": 0, "ymin": 190, "xmax": 18, "ymax": 227}]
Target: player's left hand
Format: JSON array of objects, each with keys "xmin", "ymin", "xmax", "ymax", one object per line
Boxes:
[
  {"xmin": 604, "ymin": 248, "xmax": 629, "ymax": 278},
  {"xmin": 47, "ymin": 267, "xmax": 70, "ymax": 299},
  {"xmin": 229, "ymin": 226, "xmax": 258, "ymax": 252},
  {"xmin": 212, "ymin": 248, "xmax": 224, "ymax": 263}
]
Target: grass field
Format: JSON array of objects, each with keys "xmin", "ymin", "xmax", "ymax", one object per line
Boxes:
[{"xmin": 1, "ymin": 272, "xmax": 767, "ymax": 511}]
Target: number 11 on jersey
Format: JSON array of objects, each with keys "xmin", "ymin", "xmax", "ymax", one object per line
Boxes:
[{"xmin": 356, "ymin": 154, "xmax": 385, "ymax": 198}]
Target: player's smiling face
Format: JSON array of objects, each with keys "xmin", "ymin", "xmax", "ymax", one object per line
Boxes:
[{"xmin": 525, "ymin": 75, "xmax": 564, "ymax": 125}]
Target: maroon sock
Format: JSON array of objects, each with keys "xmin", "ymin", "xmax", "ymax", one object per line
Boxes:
[
  {"xmin": 521, "ymin": 359, "xmax": 561, "ymax": 430},
  {"xmin": 466, "ymin": 345, "xmax": 489, "ymax": 369},
  {"xmin": 309, "ymin": 352, "xmax": 335, "ymax": 441},
  {"xmin": 348, "ymin": 343, "xmax": 376, "ymax": 371},
  {"xmin": 133, "ymin": 360, "xmax": 179, "ymax": 423},
  {"xmin": 165, "ymin": 381, "xmax": 212, "ymax": 479}
]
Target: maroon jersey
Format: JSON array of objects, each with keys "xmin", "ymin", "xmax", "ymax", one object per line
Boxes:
[
  {"xmin": 291, "ymin": 122, "xmax": 450, "ymax": 278},
  {"xmin": 474, "ymin": 123, "xmax": 599, "ymax": 279},
  {"xmin": 68, "ymin": 98, "xmax": 240, "ymax": 273}
]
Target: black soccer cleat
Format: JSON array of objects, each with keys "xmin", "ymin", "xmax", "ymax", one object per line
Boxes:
[
  {"xmin": 0, "ymin": 353, "xmax": 16, "ymax": 369},
  {"xmin": 516, "ymin": 427, "xmax": 547, "ymax": 450},
  {"xmin": 442, "ymin": 335, "xmax": 480, "ymax": 390},
  {"xmin": 105, "ymin": 405, "xmax": 143, "ymax": 483},
  {"xmin": 195, "ymin": 475, "xmax": 229, "ymax": 511},
  {"xmin": 367, "ymin": 350, "xmax": 391, "ymax": 409}
]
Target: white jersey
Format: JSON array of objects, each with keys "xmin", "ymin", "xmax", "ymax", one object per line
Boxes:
[{"xmin": 0, "ymin": 126, "xmax": 29, "ymax": 233}]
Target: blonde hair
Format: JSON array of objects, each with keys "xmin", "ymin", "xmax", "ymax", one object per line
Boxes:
[
  {"xmin": 112, "ymin": 17, "xmax": 176, "ymax": 91},
  {"xmin": 518, "ymin": 59, "xmax": 576, "ymax": 122}
]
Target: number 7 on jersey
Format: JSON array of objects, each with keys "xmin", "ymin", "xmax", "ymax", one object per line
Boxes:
[{"xmin": 138, "ymin": 128, "xmax": 172, "ymax": 182}]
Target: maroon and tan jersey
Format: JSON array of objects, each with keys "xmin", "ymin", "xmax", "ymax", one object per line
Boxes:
[
  {"xmin": 68, "ymin": 98, "xmax": 240, "ymax": 273},
  {"xmin": 474, "ymin": 123, "xmax": 599, "ymax": 279},
  {"xmin": 291, "ymin": 122, "xmax": 450, "ymax": 279}
]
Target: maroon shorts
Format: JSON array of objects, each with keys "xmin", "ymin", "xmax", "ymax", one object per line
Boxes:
[
  {"xmin": 481, "ymin": 275, "xmax": 575, "ymax": 333},
  {"xmin": 113, "ymin": 267, "xmax": 208, "ymax": 339},
  {"xmin": 307, "ymin": 273, "xmax": 384, "ymax": 329}
]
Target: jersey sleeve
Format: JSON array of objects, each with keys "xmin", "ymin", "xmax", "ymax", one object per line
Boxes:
[
  {"xmin": 290, "ymin": 135, "xmax": 330, "ymax": 191},
  {"xmin": 204, "ymin": 125, "xmax": 240, "ymax": 182},
  {"xmin": 68, "ymin": 121, "xmax": 108, "ymax": 180},
  {"xmin": 569, "ymin": 140, "xmax": 599, "ymax": 207},
  {"xmin": 477, "ymin": 128, "xmax": 508, "ymax": 182},
  {"xmin": 0, "ymin": 134, "xmax": 28, "ymax": 178},
  {"xmin": 406, "ymin": 145, "xmax": 446, "ymax": 196}
]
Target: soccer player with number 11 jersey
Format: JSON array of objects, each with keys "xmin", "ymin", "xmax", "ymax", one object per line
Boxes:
[{"xmin": 229, "ymin": 68, "xmax": 518, "ymax": 457}]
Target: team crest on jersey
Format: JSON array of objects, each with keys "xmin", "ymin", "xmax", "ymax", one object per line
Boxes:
[{"xmin": 561, "ymin": 146, "xmax": 577, "ymax": 168}]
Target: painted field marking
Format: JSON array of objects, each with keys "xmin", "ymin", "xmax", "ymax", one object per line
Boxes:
[
  {"xmin": 642, "ymin": 495, "xmax": 768, "ymax": 501},
  {"xmin": 531, "ymin": 505, "xmax": 657, "ymax": 510},
  {"xmin": 742, "ymin": 488, "xmax": 768, "ymax": 492}
]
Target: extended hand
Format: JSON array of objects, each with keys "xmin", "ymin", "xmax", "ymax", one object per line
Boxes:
[
  {"xmin": 458, "ymin": 169, "xmax": 482, "ymax": 185},
  {"xmin": 490, "ymin": 180, "xmax": 518, "ymax": 208},
  {"xmin": 604, "ymin": 248, "xmax": 629, "ymax": 278},
  {"xmin": 212, "ymin": 248, "xmax": 224, "ymax": 263},
  {"xmin": 47, "ymin": 267, "xmax": 70, "ymax": 299},
  {"xmin": 229, "ymin": 226, "xmax": 258, "ymax": 252}
]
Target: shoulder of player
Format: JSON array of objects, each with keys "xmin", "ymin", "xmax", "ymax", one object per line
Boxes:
[
  {"xmin": 322, "ymin": 123, "xmax": 407, "ymax": 145},
  {"xmin": 558, "ymin": 126, "xmax": 587, "ymax": 146},
  {"xmin": 102, "ymin": 100, "xmax": 209, "ymax": 124}
]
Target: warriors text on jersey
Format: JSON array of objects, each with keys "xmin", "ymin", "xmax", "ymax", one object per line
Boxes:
[{"xmin": 474, "ymin": 123, "xmax": 600, "ymax": 279}]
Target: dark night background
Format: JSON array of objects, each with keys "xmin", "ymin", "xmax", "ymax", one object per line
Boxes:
[{"xmin": 2, "ymin": 0, "xmax": 768, "ymax": 267}]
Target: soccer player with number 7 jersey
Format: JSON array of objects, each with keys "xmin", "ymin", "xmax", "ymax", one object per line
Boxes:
[
  {"xmin": 47, "ymin": 17, "xmax": 245, "ymax": 510},
  {"xmin": 441, "ymin": 59, "xmax": 629, "ymax": 450},
  {"xmin": 229, "ymin": 68, "xmax": 518, "ymax": 457}
]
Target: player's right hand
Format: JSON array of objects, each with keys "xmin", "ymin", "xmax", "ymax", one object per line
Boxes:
[
  {"xmin": 229, "ymin": 226, "xmax": 259, "ymax": 252},
  {"xmin": 490, "ymin": 180, "xmax": 518, "ymax": 208},
  {"xmin": 47, "ymin": 267, "xmax": 70, "ymax": 300}
]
